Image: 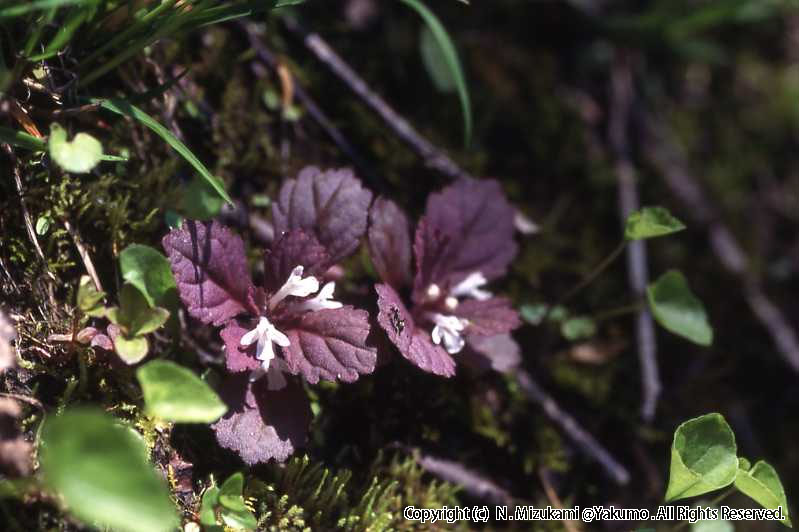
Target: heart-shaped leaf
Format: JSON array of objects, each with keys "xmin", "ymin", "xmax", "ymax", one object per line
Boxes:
[
  {"xmin": 561, "ymin": 316, "xmax": 597, "ymax": 341},
  {"xmin": 113, "ymin": 334, "xmax": 149, "ymax": 364},
  {"xmin": 39, "ymin": 408, "xmax": 179, "ymax": 532},
  {"xmin": 665, "ymin": 413, "xmax": 738, "ymax": 502},
  {"xmin": 48, "ymin": 123, "xmax": 103, "ymax": 174},
  {"xmin": 107, "ymin": 284, "xmax": 169, "ymax": 337},
  {"xmin": 625, "ymin": 206, "xmax": 686, "ymax": 240},
  {"xmin": 734, "ymin": 460, "xmax": 792, "ymax": 526},
  {"xmin": 120, "ymin": 245, "xmax": 178, "ymax": 309},
  {"xmin": 136, "ymin": 360, "xmax": 227, "ymax": 423},
  {"xmin": 648, "ymin": 270, "xmax": 713, "ymax": 346}
]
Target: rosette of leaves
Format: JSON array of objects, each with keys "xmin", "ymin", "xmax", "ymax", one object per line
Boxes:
[
  {"xmin": 368, "ymin": 178, "xmax": 521, "ymax": 377},
  {"xmin": 163, "ymin": 167, "xmax": 377, "ymax": 465}
]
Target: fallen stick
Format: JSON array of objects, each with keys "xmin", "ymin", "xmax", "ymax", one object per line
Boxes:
[
  {"xmin": 608, "ymin": 55, "xmax": 660, "ymax": 422},
  {"xmin": 642, "ymin": 112, "xmax": 799, "ymax": 371},
  {"xmin": 515, "ymin": 369, "xmax": 630, "ymax": 485},
  {"xmin": 281, "ymin": 16, "xmax": 473, "ymax": 181}
]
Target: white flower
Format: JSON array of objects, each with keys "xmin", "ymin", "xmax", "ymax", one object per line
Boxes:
[
  {"xmin": 426, "ymin": 283, "xmax": 441, "ymax": 300},
  {"xmin": 294, "ymin": 281, "xmax": 343, "ymax": 312},
  {"xmin": 240, "ymin": 316, "xmax": 290, "ymax": 371},
  {"xmin": 269, "ymin": 265, "xmax": 320, "ymax": 310},
  {"xmin": 430, "ymin": 314, "xmax": 468, "ymax": 354},
  {"xmin": 450, "ymin": 271, "xmax": 492, "ymax": 301}
]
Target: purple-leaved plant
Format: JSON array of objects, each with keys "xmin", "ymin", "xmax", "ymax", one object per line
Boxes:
[
  {"xmin": 163, "ymin": 167, "xmax": 376, "ymax": 464},
  {"xmin": 369, "ymin": 178, "xmax": 522, "ymax": 377}
]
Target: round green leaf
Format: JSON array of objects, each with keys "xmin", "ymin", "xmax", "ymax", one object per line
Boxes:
[
  {"xmin": 114, "ymin": 334, "xmax": 149, "ymax": 364},
  {"xmin": 48, "ymin": 123, "xmax": 103, "ymax": 174},
  {"xmin": 647, "ymin": 270, "xmax": 713, "ymax": 346},
  {"xmin": 665, "ymin": 413, "xmax": 738, "ymax": 502},
  {"xmin": 179, "ymin": 176, "xmax": 224, "ymax": 220},
  {"xmin": 136, "ymin": 360, "xmax": 227, "ymax": 423},
  {"xmin": 218, "ymin": 473, "xmax": 257, "ymax": 530},
  {"xmin": 39, "ymin": 408, "xmax": 179, "ymax": 532},
  {"xmin": 120, "ymin": 245, "xmax": 178, "ymax": 309},
  {"xmin": 625, "ymin": 206, "xmax": 686, "ymax": 240},
  {"xmin": 734, "ymin": 460, "xmax": 792, "ymax": 526},
  {"xmin": 561, "ymin": 316, "xmax": 597, "ymax": 341}
]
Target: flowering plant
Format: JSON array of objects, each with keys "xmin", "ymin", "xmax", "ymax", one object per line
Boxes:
[
  {"xmin": 163, "ymin": 167, "xmax": 376, "ymax": 464},
  {"xmin": 368, "ymin": 178, "xmax": 522, "ymax": 377}
]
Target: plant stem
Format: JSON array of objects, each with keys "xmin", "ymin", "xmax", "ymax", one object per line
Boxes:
[
  {"xmin": 670, "ymin": 488, "xmax": 735, "ymax": 532},
  {"xmin": 557, "ymin": 240, "xmax": 626, "ymax": 306},
  {"xmin": 592, "ymin": 300, "xmax": 644, "ymax": 322}
]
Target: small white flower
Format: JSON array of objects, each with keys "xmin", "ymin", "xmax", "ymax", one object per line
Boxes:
[
  {"xmin": 444, "ymin": 296, "xmax": 459, "ymax": 311},
  {"xmin": 240, "ymin": 316, "xmax": 290, "ymax": 371},
  {"xmin": 294, "ymin": 281, "xmax": 343, "ymax": 312},
  {"xmin": 269, "ymin": 265, "xmax": 320, "ymax": 310},
  {"xmin": 425, "ymin": 283, "xmax": 441, "ymax": 300},
  {"xmin": 450, "ymin": 271, "xmax": 492, "ymax": 301},
  {"xmin": 430, "ymin": 313, "xmax": 468, "ymax": 354}
]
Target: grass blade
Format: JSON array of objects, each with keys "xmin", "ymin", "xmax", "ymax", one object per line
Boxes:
[
  {"xmin": 399, "ymin": 0, "xmax": 473, "ymax": 147},
  {"xmin": 0, "ymin": 127, "xmax": 46, "ymax": 151},
  {"xmin": 95, "ymin": 98, "xmax": 232, "ymax": 204},
  {"xmin": 0, "ymin": 0, "xmax": 86, "ymax": 18}
]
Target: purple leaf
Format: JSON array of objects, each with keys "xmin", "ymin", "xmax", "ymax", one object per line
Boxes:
[
  {"xmin": 162, "ymin": 221, "xmax": 257, "ymax": 326},
  {"xmin": 212, "ymin": 374, "xmax": 310, "ymax": 465},
  {"xmin": 282, "ymin": 306, "xmax": 377, "ymax": 384},
  {"xmin": 272, "ymin": 167, "xmax": 373, "ymax": 264},
  {"xmin": 367, "ymin": 198, "xmax": 412, "ymax": 289},
  {"xmin": 412, "ymin": 218, "xmax": 451, "ymax": 303},
  {"xmin": 375, "ymin": 284, "xmax": 455, "ymax": 377},
  {"xmin": 415, "ymin": 179, "xmax": 517, "ymax": 296},
  {"xmin": 461, "ymin": 334, "xmax": 521, "ymax": 374},
  {"xmin": 220, "ymin": 320, "xmax": 260, "ymax": 373},
  {"xmin": 265, "ymin": 230, "xmax": 330, "ymax": 292},
  {"xmin": 455, "ymin": 298, "xmax": 521, "ymax": 336}
]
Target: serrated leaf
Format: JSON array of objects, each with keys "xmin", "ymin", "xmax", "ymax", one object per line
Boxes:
[
  {"xmin": 625, "ymin": 206, "xmax": 686, "ymax": 240},
  {"xmin": 375, "ymin": 283, "xmax": 455, "ymax": 377},
  {"xmin": 39, "ymin": 408, "xmax": 179, "ymax": 532},
  {"xmin": 648, "ymin": 270, "xmax": 713, "ymax": 346},
  {"xmin": 120, "ymin": 245, "xmax": 178, "ymax": 308},
  {"xmin": 282, "ymin": 306, "xmax": 377, "ymax": 384},
  {"xmin": 162, "ymin": 221, "xmax": 257, "ymax": 326},
  {"xmin": 368, "ymin": 197, "xmax": 413, "ymax": 290},
  {"xmin": 212, "ymin": 375, "xmax": 311, "ymax": 465},
  {"xmin": 665, "ymin": 413, "xmax": 738, "ymax": 502},
  {"xmin": 113, "ymin": 334, "xmax": 149, "ymax": 364},
  {"xmin": 137, "ymin": 360, "xmax": 227, "ymax": 423},
  {"xmin": 453, "ymin": 298, "xmax": 521, "ymax": 336},
  {"xmin": 272, "ymin": 167, "xmax": 372, "ymax": 265},
  {"xmin": 414, "ymin": 179, "xmax": 517, "ymax": 302},
  {"xmin": 48, "ymin": 123, "xmax": 103, "ymax": 174},
  {"xmin": 734, "ymin": 460, "xmax": 792, "ymax": 526},
  {"xmin": 77, "ymin": 275, "xmax": 106, "ymax": 317},
  {"xmin": 218, "ymin": 473, "xmax": 257, "ymax": 530}
]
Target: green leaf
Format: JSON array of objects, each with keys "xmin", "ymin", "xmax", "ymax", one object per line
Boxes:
[
  {"xmin": 77, "ymin": 275, "xmax": 106, "ymax": 317},
  {"xmin": 0, "ymin": 0, "xmax": 86, "ymax": 17},
  {"xmin": 400, "ymin": 0, "xmax": 473, "ymax": 146},
  {"xmin": 48, "ymin": 123, "xmax": 103, "ymax": 174},
  {"xmin": 200, "ymin": 484, "xmax": 223, "ymax": 530},
  {"xmin": 95, "ymin": 98, "xmax": 232, "ymax": 204},
  {"xmin": 420, "ymin": 26, "xmax": 455, "ymax": 91},
  {"xmin": 35, "ymin": 216, "xmax": 51, "ymax": 236},
  {"xmin": 179, "ymin": 176, "xmax": 224, "ymax": 220},
  {"xmin": 520, "ymin": 303, "xmax": 549, "ymax": 325},
  {"xmin": 665, "ymin": 413, "xmax": 738, "ymax": 502},
  {"xmin": 734, "ymin": 460, "xmax": 792, "ymax": 526},
  {"xmin": 113, "ymin": 334, "xmax": 149, "ymax": 364},
  {"xmin": 0, "ymin": 126, "xmax": 46, "ymax": 151},
  {"xmin": 625, "ymin": 206, "xmax": 686, "ymax": 240},
  {"xmin": 136, "ymin": 360, "xmax": 227, "ymax": 423},
  {"xmin": 218, "ymin": 473, "xmax": 257, "ymax": 530},
  {"xmin": 561, "ymin": 316, "xmax": 597, "ymax": 341},
  {"xmin": 647, "ymin": 270, "xmax": 713, "ymax": 346},
  {"xmin": 39, "ymin": 408, "xmax": 179, "ymax": 532},
  {"xmin": 120, "ymin": 245, "xmax": 178, "ymax": 308},
  {"xmin": 108, "ymin": 284, "xmax": 169, "ymax": 337}
]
